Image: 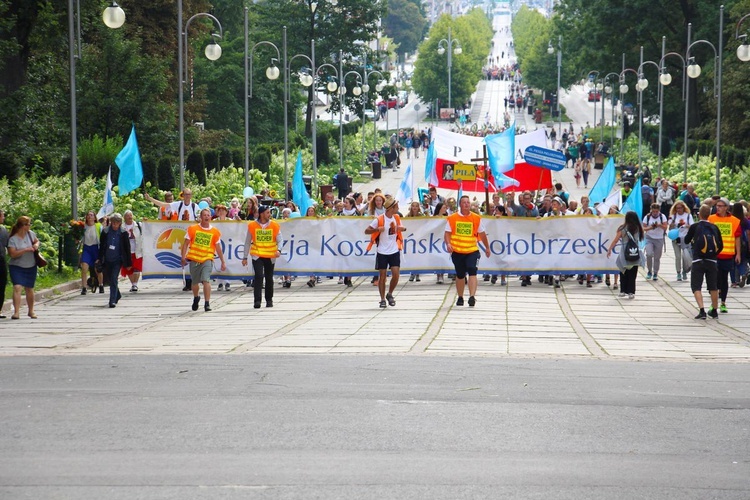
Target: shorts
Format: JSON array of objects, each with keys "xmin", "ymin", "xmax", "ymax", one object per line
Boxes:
[
  {"xmin": 121, "ymin": 254, "xmax": 143, "ymax": 276},
  {"xmin": 375, "ymin": 252, "xmax": 401, "ymax": 270},
  {"xmin": 80, "ymin": 244, "xmax": 98, "ymax": 267},
  {"xmin": 189, "ymin": 260, "xmax": 214, "ymax": 284},
  {"xmin": 690, "ymin": 259, "xmax": 718, "ymax": 293},
  {"xmin": 451, "ymin": 250, "xmax": 480, "ymax": 279}
]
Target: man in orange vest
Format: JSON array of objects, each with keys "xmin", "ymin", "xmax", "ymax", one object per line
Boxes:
[
  {"xmin": 181, "ymin": 208, "xmax": 227, "ymax": 312},
  {"xmin": 242, "ymin": 205, "xmax": 283, "ymax": 309},
  {"xmin": 444, "ymin": 195, "xmax": 491, "ymax": 307},
  {"xmin": 707, "ymin": 197, "xmax": 742, "ymax": 313},
  {"xmin": 365, "ymin": 197, "xmax": 405, "ymax": 308}
]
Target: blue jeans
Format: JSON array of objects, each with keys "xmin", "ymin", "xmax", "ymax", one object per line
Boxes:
[{"xmin": 105, "ymin": 261, "xmax": 122, "ymax": 306}]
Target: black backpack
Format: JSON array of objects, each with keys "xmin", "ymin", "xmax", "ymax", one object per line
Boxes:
[
  {"xmin": 692, "ymin": 222, "xmax": 718, "ymax": 259},
  {"xmin": 623, "ymin": 230, "xmax": 641, "ymax": 262}
]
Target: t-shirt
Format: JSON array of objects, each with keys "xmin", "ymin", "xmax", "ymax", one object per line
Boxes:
[
  {"xmin": 668, "ymin": 212, "xmax": 693, "ymax": 241},
  {"xmin": 123, "ymin": 222, "xmax": 139, "ymax": 254},
  {"xmin": 643, "ymin": 213, "xmax": 667, "ymax": 240},
  {"xmin": 82, "ymin": 224, "xmax": 99, "ymax": 246},
  {"xmin": 369, "ymin": 214, "xmax": 400, "ymax": 255},
  {"xmin": 184, "ymin": 224, "xmax": 221, "ymax": 264},
  {"xmin": 8, "ymin": 230, "xmax": 37, "ymax": 268},
  {"xmin": 170, "ymin": 201, "xmax": 198, "ymax": 221}
]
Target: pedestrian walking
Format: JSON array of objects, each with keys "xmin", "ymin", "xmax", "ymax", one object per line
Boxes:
[
  {"xmin": 444, "ymin": 196, "xmax": 491, "ymax": 307},
  {"xmin": 607, "ymin": 210, "xmax": 644, "ymax": 299},
  {"xmin": 97, "ymin": 213, "xmax": 132, "ymax": 309},
  {"xmin": 364, "ymin": 198, "xmax": 405, "ymax": 308},
  {"xmin": 181, "ymin": 208, "xmax": 227, "ymax": 312},
  {"xmin": 242, "ymin": 205, "xmax": 283, "ymax": 309},
  {"xmin": 684, "ymin": 204, "xmax": 722, "ymax": 319}
]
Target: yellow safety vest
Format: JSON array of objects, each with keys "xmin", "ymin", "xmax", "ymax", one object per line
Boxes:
[
  {"xmin": 447, "ymin": 212, "xmax": 481, "ymax": 254},
  {"xmin": 248, "ymin": 220, "xmax": 280, "ymax": 258}
]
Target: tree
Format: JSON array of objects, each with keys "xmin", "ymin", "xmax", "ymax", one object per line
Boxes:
[{"xmin": 383, "ymin": 0, "xmax": 427, "ymax": 60}]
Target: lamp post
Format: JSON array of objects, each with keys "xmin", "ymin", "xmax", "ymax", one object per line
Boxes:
[
  {"xmin": 68, "ymin": 1, "xmax": 125, "ymax": 220},
  {"xmin": 736, "ymin": 13, "xmax": 750, "ymax": 61},
  {"xmin": 603, "ymin": 72, "xmax": 620, "ymax": 149},
  {"xmin": 437, "ymin": 26, "xmax": 462, "ymax": 110},
  {"xmin": 586, "ymin": 70, "xmax": 601, "ymax": 133},
  {"xmin": 178, "ymin": 3, "xmax": 223, "ymax": 192},
  {"xmin": 618, "ymin": 65, "xmax": 639, "ymax": 160},
  {"xmin": 662, "ymin": 6, "xmax": 723, "ymax": 191},
  {"xmin": 656, "ymin": 37, "xmax": 686, "ymax": 179},
  {"xmin": 636, "ymin": 47, "xmax": 660, "ymax": 170},
  {"xmin": 354, "ymin": 41, "xmax": 385, "ymax": 171},
  {"xmin": 339, "ymin": 58, "xmax": 363, "ymax": 172},
  {"xmin": 246, "ymin": 18, "xmax": 283, "ymax": 193},
  {"xmin": 547, "ymin": 35, "xmax": 562, "ymax": 136}
]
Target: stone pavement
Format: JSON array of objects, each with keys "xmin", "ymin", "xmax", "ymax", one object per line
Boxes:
[{"xmin": 3, "ymin": 243, "xmax": 750, "ymax": 360}]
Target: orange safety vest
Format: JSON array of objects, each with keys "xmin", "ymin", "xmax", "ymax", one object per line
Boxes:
[
  {"xmin": 708, "ymin": 213, "xmax": 741, "ymax": 259},
  {"xmin": 185, "ymin": 224, "xmax": 222, "ymax": 263},
  {"xmin": 366, "ymin": 214, "xmax": 403, "ymax": 252},
  {"xmin": 248, "ymin": 220, "xmax": 280, "ymax": 258},
  {"xmin": 447, "ymin": 211, "xmax": 481, "ymax": 254},
  {"xmin": 160, "ymin": 206, "xmax": 177, "ymax": 221}
]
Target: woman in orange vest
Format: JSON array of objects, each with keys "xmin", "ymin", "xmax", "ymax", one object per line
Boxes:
[
  {"xmin": 242, "ymin": 205, "xmax": 283, "ymax": 309},
  {"xmin": 444, "ymin": 195, "xmax": 491, "ymax": 307},
  {"xmin": 181, "ymin": 208, "xmax": 227, "ymax": 312}
]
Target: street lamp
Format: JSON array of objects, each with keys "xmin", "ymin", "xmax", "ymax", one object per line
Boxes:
[
  {"xmin": 586, "ymin": 70, "xmax": 601, "ymax": 134},
  {"xmin": 354, "ymin": 41, "xmax": 385, "ymax": 172},
  {"xmin": 618, "ymin": 65, "xmax": 639, "ymax": 160},
  {"xmin": 437, "ymin": 26, "xmax": 462, "ymax": 110},
  {"xmin": 636, "ymin": 47, "xmax": 660, "ymax": 170},
  {"xmin": 603, "ymin": 72, "xmax": 620, "ymax": 148},
  {"xmin": 69, "ymin": 1, "xmax": 124, "ymax": 220},
  {"xmin": 666, "ymin": 7, "xmax": 724, "ymax": 193},
  {"xmin": 656, "ymin": 36, "xmax": 686, "ymax": 179},
  {"xmin": 338, "ymin": 51, "xmax": 363, "ymax": 172},
  {"xmin": 547, "ymin": 35, "xmax": 562, "ymax": 136},
  {"xmin": 178, "ymin": 3, "xmax": 223, "ymax": 192},
  {"xmin": 737, "ymin": 13, "xmax": 750, "ymax": 61}
]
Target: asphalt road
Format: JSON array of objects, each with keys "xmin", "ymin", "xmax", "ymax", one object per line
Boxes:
[{"xmin": 1, "ymin": 355, "xmax": 748, "ymax": 499}]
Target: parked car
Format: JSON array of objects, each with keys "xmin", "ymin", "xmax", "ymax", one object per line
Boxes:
[
  {"xmin": 363, "ymin": 108, "xmax": 377, "ymax": 121},
  {"xmin": 397, "ymin": 90, "xmax": 409, "ymax": 108},
  {"xmin": 587, "ymin": 90, "xmax": 601, "ymax": 102},
  {"xmin": 376, "ymin": 98, "xmax": 398, "ymax": 109}
]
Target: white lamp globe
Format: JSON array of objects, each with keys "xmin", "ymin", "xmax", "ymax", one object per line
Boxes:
[
  {"xmin": 659, "ymin": 72, "xmax": 672, "ymax": 86},
  {"xmin": 266, "ymin": 66, "xmax": 280, "ymax": 80},
  {"xmin": 327, "ymin": 81, "xmax": 338, "ymax": 92},
  {"xmin": 737, "ymin": 44, "xmax": 750, "ymax": 62},
  {"xmin": 204, "ymin": 42, "xmax": 222, "ymax": 61},
  {"xmin": 687, "ymin": 63, "xmax": 701, "ymax": 78},
  {"xmin": 620, "ymin": 83, "xmax": 629, "ymax": 94},
  {"xmin": 102, "ymin": 3, "xmax": 125, "ymax": 29}
]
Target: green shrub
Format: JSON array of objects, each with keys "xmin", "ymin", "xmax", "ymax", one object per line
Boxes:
[
  {"xmin": 142, "ymin": 157, "xmax": 158, "ymax": 188},
  {"xmin": 219, "ymin": 148, "xmax": 232, "ymax": 169},
  {"xmin": 0, "ymin": 150, "xmax": 22, "ymax": 180},
  {"xmin": 186, "ymin": 150, "xmax": 206, "ymax": 185},
  {"xmin": 78, "ymin": 134, "xmax": 122, "ymax": 179},
  {"xmin": 204, "ymin": 149, "xmax": 219, "ymax": 172},
  {"xmin": 158, "ymin": 157, "xmax": 175, "ymax": 190}
]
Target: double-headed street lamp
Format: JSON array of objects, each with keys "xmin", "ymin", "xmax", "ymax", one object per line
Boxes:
[
  {"xmin": 602, "ymin": 73, "xmax": 619, "ymax": 148},
  {"xmin": 585, "ymin": 70, "xmax": 602, "ymax": 134},
  {"xmin": 547, "ymin": 35, "xmax": 562, "ymax": 136},
  {"xmin": 337, "ymin": 50, "xmax": 363, "ymax": 172},
  {"xmin": 178, "ymin": 4, "xmax": 223, "ymax": 192},
  {"xmin": 437, "ymin": 27, "xmax": 462, "ymax": 110},
  {"xmin": 662, "ymin": 7, "xmax": 723, "ymax": 192},
  {"xmin": 737, "ymin": 13, "xmax": 750, "ymax": 61},
  {"xmin": 636, "ymin": 47, "xmax": 660, "ymax": 170},
  {"xmin": 68, "ymin": 1, "xmax": 125, "ymax": 220},
  {"xmin": 656, "ymin": 37, "xmax": 686, "ymax": 179},
  {"xmin": 617, "ymin": 64, "xmax": 639, "ymax": 160},
  {"xmin": 354, "ymin": 42, "xmax": 384, "ymax": 171}
]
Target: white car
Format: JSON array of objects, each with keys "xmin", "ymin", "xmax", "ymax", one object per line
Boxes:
[{"xmin": 363, "ymin": 109, "xmax": 377, "ymax": 121}]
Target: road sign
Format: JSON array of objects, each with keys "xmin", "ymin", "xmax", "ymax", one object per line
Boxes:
[
  {"xmin": 414, "ymin": 104, "xmax": 420, "ymax": 111},
  {"xmin": 524, "ymin": 146, "xmax": 566, "ymax": 171}
]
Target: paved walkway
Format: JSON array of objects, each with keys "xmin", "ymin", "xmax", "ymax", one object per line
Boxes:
[{"xmin": 3, "ymin": 245, "xmax": 750, "ymax": 360}]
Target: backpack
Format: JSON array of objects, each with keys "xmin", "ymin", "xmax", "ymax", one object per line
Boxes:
[
  {"xmin": 623, "ymin": 230, "xmax": 641, "ymax": 262},
  {"xmin": 692, "ymin": 222, "xmax": 718, "ymax": 259}
]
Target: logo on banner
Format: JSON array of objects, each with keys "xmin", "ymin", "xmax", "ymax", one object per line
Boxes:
[{"xmin": 154, "ymin": 227, "xmax": 186, "ymax": 269}]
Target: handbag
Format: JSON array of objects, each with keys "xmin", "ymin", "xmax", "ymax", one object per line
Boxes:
[{"xmin": 27, "ymin": 233, "xmax": 47, "ymax": 268}]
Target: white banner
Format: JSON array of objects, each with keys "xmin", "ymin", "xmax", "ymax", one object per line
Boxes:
[{"xmin": 142, "ymin": 217, "xmax": 624, "ymax": 279}]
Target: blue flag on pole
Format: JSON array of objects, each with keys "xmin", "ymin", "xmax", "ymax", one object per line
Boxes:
[
  {"xmin": 621, "ymin": 177, "xmax": 643, "ymax": 220},
  {"xmin": 115, "ymin": 124, "xmax": 143, "ymax": 196},
  {"xmin": 424, "ymin": 138, "xmax": 438, "ymax": 186},
  {"xmin": 97, "ymin": 166, "xmax": 115, "ymax": 220},
  {"xmin": 485, "ymin": 124, "xmax": 521, "ymax": 189},
  {"xmin": 395, "ymin": 161, "xmax": 414, "ymax": 207},
  {"xmin": 588, "ymin": 156, "xmax": 616, "ymax": 205},
  {"xmin": 292, "ymin": 151, "xmax": 314, "ymax": 215}
]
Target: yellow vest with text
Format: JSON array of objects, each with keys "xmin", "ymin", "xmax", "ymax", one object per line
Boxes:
[
  {"xmin": 185, "ymin": 225, "xmax": 221, "ymax": 264},
  {"xmin": 447, "ymin": 212, "xmax": 481, "ymax": 254},
  {"xmin": 248, "ymin": 220, "xmax": 280, "ymax": 258},
  {"xmin": 708, "ymin": 213, "xmax": 741, "ymax": 260}
]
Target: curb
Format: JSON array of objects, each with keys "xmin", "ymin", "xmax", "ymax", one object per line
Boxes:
[{"xmin": 2, "ymin": 279, "xmax": 80, "ymax": 314}]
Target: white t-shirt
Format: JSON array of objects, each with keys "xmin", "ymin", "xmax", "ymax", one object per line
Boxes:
[
  {"xmin": 82, "ymin": 224, "xmax": 99, "ymax": 246},
  {"xmin": 369, "ymin": 214, "xmax": 400, "ymax": 255},
  {"xmin": 643, "ymin": 213, "xmax": 667, "ymax": 240},
  {"xmin": 123, "ymin": 222, "xmax": 137, "ymax": 252},
  {"xmin": 669, "ymin": 212, "xmax": 693, "ymax": 240},
  {"xmin": 169, "ymin": 201, "xmax": 198, "ymax": 221}
]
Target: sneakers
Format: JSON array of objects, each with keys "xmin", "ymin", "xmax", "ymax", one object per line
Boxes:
[
  {"xmin": 225, "ymin": 283, "xmax": 230, "ymax": 291},
  {"xmin": 130, "ymin": 284, "xmax": 138, "ymax": 292},
  {"xmin": 409, "ymin": 275, "xmax": 415, "ymax": 282},
  {"xmin": 415, "ymin": 275, "xmax": 421, "ymax": 282},
  {"xmin": 436, "ymin": 274, "xmax": 444, "ymax": 284},
  {"xmin": 695, "ymin": 310, "xmax": 707, "ymax": 320},
  {"xmin": 483, "ymin": 275, "xmax": 490, "ymax": 282},
  {"xmin": 192, "ymin": 296, "xmax": 200, "ymax": 311},
  {"xmin": 266, "ymin": 300, "xmax": 273, "ymax": 308},
  {"xmin": 677, "ymin": 274, "xmax": 682, "ymax": 282},
  {"xmin": 81, "ymin": 287, "xmax": 87, "ymax": 295},
  {"xmin": 554, "ymin": 279, "xmax": 561, "ymax": 288},
  {"xmin": 307, "ymin": 279, "xmax": 316, "ymax": 288},
  {"xmin": 618, "ymin": 292, "xmax": 628, "ymax": 298},
  {"xmin": 708, "ymin": 308, "xmax": 719, "ymax": 319},
  {"xmin": 468, "ymin": 296, "xmax": 476, "ymax": 307},
  {"xmin": 218, "ymin": 283, "xmax": 224, "ymax": 291},
  {"xmin": 254, "ymin": 302, "xmax": 261, "ymax": 309},
  {"xmin": 338, "ymin": 277, "xmax": 344, "ymax": 285},
  {"xmin": 628, "ymin": 294, "xmax": 635, "ymax": 299},
  {"xmin": 183, "ymin": 284, "xmax": 191, "ymax": 291},
  {"xmin": 456, "ymin": 297, "xmax": 464, "ymax": 306},
  {"xmin": 490, "ymin": 276, "xmax": 497, "ymax": 284},
  {"xmin": 500, "ymin": 277, "xmax": 507, "ymax": 286},
  {"xmin": 379, "ymin": 300, "xmax": 387, "ymax": 308},
  {"xmin": 99, "ymin": 285, "xmax": 105, "ymax": 294},
  {"xmin": 386, "ymin": 293, "xmax": 396, "ymax": 307},
  {"xmin": 740, "ymin": 274, "xmax": 747, "ymax": 288},
  {"xmin": 204, "ymin": 302, "xmax": 211, "ymax": 312},
  {"xmin": 652, "ymin": 274, "xmax": 658, "ymax": 281},
  {"xmin": 283, "ymin": 280, "xmax": 292, "ymax": 288},
  {"xmin": 720, "ymin": 303, "xmax": 728, "ymax": 313},
  {"xmin": 646, "ymin": 272, "xmax": 652, "ymax": 280}
]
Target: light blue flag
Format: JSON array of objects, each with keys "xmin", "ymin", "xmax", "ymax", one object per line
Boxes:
[
  {"xmin": 621, "ymin": 177, "xmax": 643, "ymax": 220},
  {"xmin": 395, "ymin": 161, "xmax": 413, "ymax": 208},
  {"xmin": 485, "ymin": 123, "xmax": 515, "ymax": 178},
  {"xmin": 424, "ymin": 139, "xmax": 438, "ymax": 186},
  {"xmin": 588, "ymin": 156, "xmax": 616, "ymax": 205},
  {"xmin": 115, "ymin": 124, "xmax": 143, "ymax": 195},
  {"xmin": 485, "ymin": 124, "xmax": 520, "ymax": 189},
  {"xmin": 96, "ymin": 166, "xmax": 115, "ymax": 220},
  {"xmin": 292, "ymin": 151, "xmax": 314, "ymax": 215}
]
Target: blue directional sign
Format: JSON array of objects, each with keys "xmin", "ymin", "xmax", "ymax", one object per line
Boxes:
[{"xmin": 524, "ymin": 145, "xmax": 567, "ymax": 171}]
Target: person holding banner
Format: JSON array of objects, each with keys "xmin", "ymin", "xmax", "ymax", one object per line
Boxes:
[
  {"xmin": 181, "ymin": 208, "xmax": 227, "ymax": 312},
  {"xmin": 444, "ymin": 196, "xmax": 491, "ymax": 307},
  {"xmin": 365, "ymin": 198, "xmax": 406, "ymax": 308},
  {"xmin": 242, "ymin": 206, "xmax": 283, "ymax": 309}
]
